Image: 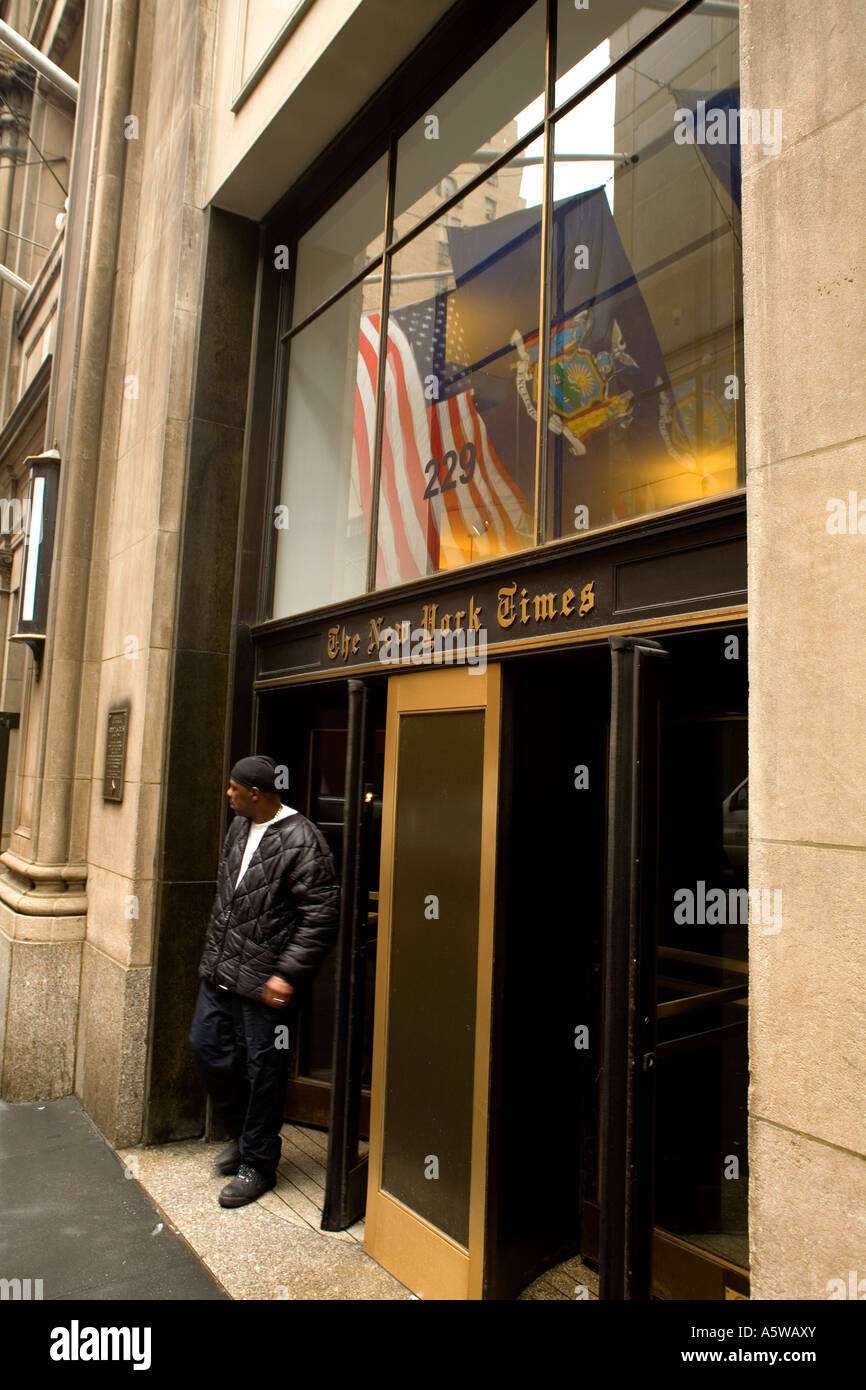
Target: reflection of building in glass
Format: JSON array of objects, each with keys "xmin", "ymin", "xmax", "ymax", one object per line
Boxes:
[
  {"xmin": 270, "ymin": 3, "xmax": 748, "ymax": 620},
  {"xmin": 387, "ymin": 121, "xmax": 527, "ymax": 313}
]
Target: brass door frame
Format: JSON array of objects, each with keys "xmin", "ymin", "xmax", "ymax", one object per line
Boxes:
[{"xmin": 364, "ymin": 664, "xmax": 501, "ymax": 1300}]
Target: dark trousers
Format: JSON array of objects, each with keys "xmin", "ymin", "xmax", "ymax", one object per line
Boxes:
[{"xmin": 189, "ymin": 979, "xmax": 296, "ymax": 1177}]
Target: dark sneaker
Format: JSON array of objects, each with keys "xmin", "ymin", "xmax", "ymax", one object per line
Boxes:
[
  {"xmin": 214, "ymin": 1138, "xmax": 241, "ymax": 1176},
  {"xmin": 218, "ymin": 1163, "xmax": 276, "ymax": 1208}
]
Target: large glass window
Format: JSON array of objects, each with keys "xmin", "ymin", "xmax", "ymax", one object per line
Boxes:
[
  {"xmin": 545, "ymin": 7, "xmax": 742, "ymax": 536},
  {"xmin": 555, "ymin": 0, "xmax": 664, "ymax": 106},
  {"xmin": 291, "ymin": 155, "xmax": 388, "ymax": 327},
  {"xmin": 272, "ymin": 275, "xmax": 380, "ymax": 615},
  {"xmin": 270, "ymin": 0, "xmax": 742, "ymax": 620},
  {"xmin": 391, "ymin": 4, "xmax": 545, "ymax": 243},
  {"xmin": 374, "ymin": 160, "xmax": 539, "ymax": 586}
]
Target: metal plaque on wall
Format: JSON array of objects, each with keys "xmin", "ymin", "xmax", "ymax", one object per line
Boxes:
[{"xmin": 103, "ymin": 706, "xmax": 129, "ymax": 802}]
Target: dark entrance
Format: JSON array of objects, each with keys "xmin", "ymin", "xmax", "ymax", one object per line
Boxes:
[
  {"xmin": 256, "ymin": 620, "xmax": 748, "ymax": 1298},
  {"xmin": 257, "ymin": 680, "xmax": 387, "ymax": 1147},
  {"xmin": 637, "ymin": 626, "xmax": 749, "ymax": 1299},
  {"xmin": 485, "ymin": 646, "xmax": 609, "ymax": 1299},
  {"xmin": 485, "ymin": 624, "xmax": 749, "ymax": 1300}
]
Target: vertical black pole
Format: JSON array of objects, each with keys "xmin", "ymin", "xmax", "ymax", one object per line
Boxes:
[
  {"xmin": 552, "ymin": 199, "xmax": 565, "ymax": 538},
  {"xmin": 365, "ymin": 136, "xmax": 397, "ymax": 593},
  {"xmin": 533, "ymin": 0, "xmax": 557, "ymax": 545},
  {"xmin": 599, "ymin": 638, "xmax": 635, "ymax": 1298},
  {"xmin": 322, "ymin": 678, "xmax": 367, "ymax": 1229}
]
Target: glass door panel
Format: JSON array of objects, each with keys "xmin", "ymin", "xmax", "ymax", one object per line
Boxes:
[
  {"xmin": 296, "ymin": 726, "xmax": 346, "ymax": 1087},
  {"xmin": 365, "ymin": 665, "xmax": 501, "ymax": 1300},
  {"xmin": 653, "ymin": 710, "xmax": 748, "ymax": 1283},
  {"xmin": 381, "ymin": 710, "xmax": 484, "ymax": 1245},
  {"xmin": 598, "ymin": 624, "xmax": 749, "ymax": 1300},
  {"xmin": 256, "ymin": 683, "xmax": 387, "ymax": 1138}
]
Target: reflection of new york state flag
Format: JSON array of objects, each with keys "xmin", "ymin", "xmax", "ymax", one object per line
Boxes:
[
  {"xmin": 673, "ymin": 85, "xmax": 742, "ymax": 207},
  {"xmin": 351, "ymin": 185, "xmax": 676, "ymax": 574},
  {"xmin": 447, "ymin": 186, "xmax": 673, "ymax": 528}
]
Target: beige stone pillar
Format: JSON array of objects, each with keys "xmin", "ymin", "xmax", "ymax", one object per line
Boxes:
[
  {"xmin": 0, "ymin": 0, "xmax": 139, "ymax": 1101},
  {"xmin": 69, "ymin": 0, "xmax": 222, "ymax": 1147},
  {"xmin": 742, "ymin": 0, "xmax": 866, "ymax": 1298}
]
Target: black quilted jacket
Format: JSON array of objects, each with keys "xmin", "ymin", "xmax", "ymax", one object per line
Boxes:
[{"xmin": 198, "ymin": 809, "xmax": 340, "ymax": 1000}]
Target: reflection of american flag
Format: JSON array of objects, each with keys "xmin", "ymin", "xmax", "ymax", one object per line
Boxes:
[{"xmin": 352, "ymin": 295, "xmax": 530, "ymax": 587}]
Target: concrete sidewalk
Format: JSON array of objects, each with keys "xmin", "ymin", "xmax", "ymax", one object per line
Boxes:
[
  {"xmin": 0, "ymin": 1097, "xmax": 227, "ymax": 1301},
  {"xmin": 0, "ymin": 1095, "xmax": 595, "ymax": 1302},
  {"xmin": 122, "ymin": 1126, "xmax": 412, "ymax": 1300},
  {"xmin": 122, "ymin": 1125, "xmax": 596, "ymax": 1300}
]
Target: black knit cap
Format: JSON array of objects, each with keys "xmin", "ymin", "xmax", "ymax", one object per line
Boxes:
[{"xmin": 230, "ymin": 754, "xmax": 277, "ymax": 792}]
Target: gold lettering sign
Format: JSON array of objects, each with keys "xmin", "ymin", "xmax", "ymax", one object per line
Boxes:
[
  {"xmin": 497, "ymin": 583, "xmax": 516, "ymax": 629},
  {"xmin": 493, "ymin": 579, "xmax": 594, "ymax": 628},
  {"xmin": 324, "ymin": 576, "xmax": 596, "ymax": 661}
]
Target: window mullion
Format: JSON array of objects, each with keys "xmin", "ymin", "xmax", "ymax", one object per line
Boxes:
[
  {"xmin": 533, "ymin": 0, "xmax": 557, "ymax": 547},
  {"xmin": 365, "ymin": 134, "xmax": 399, "ymax": 593},
  {"xmin": 262, "ymin": 253, "xmax": 296, "ymax": 621}
]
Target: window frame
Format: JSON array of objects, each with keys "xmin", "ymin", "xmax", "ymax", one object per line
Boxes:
[{"xmin": 259, "ymin": 0, "xmax": 737, "ymax": 625}]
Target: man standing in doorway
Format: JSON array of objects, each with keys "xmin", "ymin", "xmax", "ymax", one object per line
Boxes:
[{"xmin": 190, "ymin": 754, "xmax": 339, "ymax": 1208}]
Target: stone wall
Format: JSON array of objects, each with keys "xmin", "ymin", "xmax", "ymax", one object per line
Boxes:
[
  {"xmin": 72, "ymin": 0, "xmax": 259, "ymax": 1148},
  {"xmin": 742, "ymin": 0, "xmax": 866, "ymax": 1299},
  {"xmin": 0, "ymin": 0, "xmax": 258, "ymax": 1149},
  {"xmin": 0, "ymin": 0, "xmax": 98, "ymax": 1107}
]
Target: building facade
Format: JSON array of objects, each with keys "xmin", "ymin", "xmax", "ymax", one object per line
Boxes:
[{"xmin": 0, "ymin": 0, "xmax": 863, "ymax": 1302}]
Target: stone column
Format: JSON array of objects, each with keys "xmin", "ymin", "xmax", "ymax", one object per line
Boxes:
[
  {"xmin": 742, "ymin": 0, "xmax": 866, "ymax": 1298},
  {"xmin": 0, "ymin": 0, "xmax": 133, "ymax": 1102}
]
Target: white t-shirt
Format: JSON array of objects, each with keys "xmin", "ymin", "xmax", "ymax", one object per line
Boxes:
[{"xmin": 235, "ymin": 802, "xmax": 296, "ymax": 890}]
